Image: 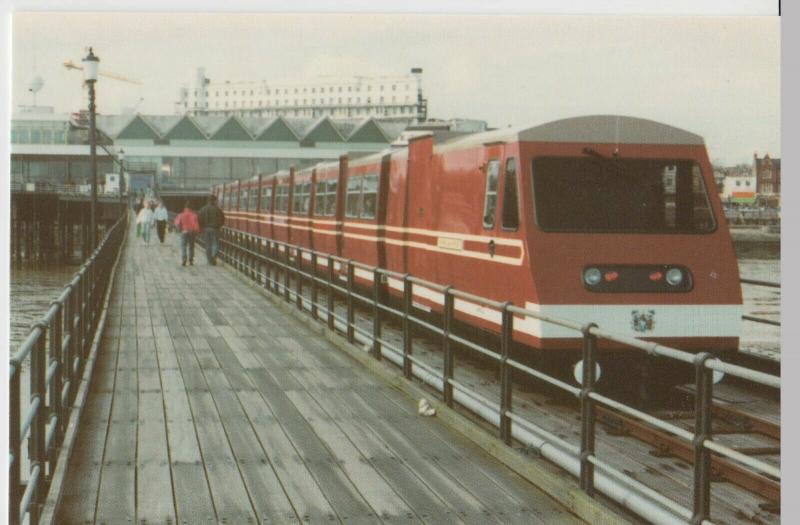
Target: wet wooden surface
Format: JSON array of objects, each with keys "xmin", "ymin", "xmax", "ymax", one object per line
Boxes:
[{"xmin": 56, "ymin": 228, "xmax": 582, "ymax": 525}]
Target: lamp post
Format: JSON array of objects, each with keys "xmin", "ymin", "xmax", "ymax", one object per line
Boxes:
[
  {"xmin": 83, "ymin": 47, "xmax": 100, "ymax": 252},
  {"xmin": 119, "ymin": 148, "xmax": 126, "ymax": 212}
]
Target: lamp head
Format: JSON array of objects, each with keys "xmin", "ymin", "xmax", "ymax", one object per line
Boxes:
[{"xmin": 82, "ymin": 47, "xmax": 99, "ymax": 82}]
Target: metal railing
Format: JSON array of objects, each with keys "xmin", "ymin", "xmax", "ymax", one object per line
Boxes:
[
  {"xmin": 218, "ymin": 230, "xmax": 780, "ymax": 525},
  {"xmin": 7, "ymin": 212, "xmax": 127, "ymax": 525},
  {"xmin": 740, "ymin": 278, "xmax": 781, "ymax": 327}
]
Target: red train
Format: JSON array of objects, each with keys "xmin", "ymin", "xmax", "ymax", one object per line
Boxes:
[{"xmin": 214, "ymin": 115, "xmax": 742, "ymax": 384}]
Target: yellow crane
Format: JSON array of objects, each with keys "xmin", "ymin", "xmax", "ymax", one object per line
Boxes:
[{"xmin": 63, "ymin": 60, "xmax": 143, "ymax": 85}]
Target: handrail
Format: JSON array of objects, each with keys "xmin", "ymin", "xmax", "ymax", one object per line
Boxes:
[
  {"xmin": 217, "ymin": 229, "xmax": 780, "ymax": 525},
  {"xmin": 7, "ymin": 210, "xmax": 127, "ymax": 525}
]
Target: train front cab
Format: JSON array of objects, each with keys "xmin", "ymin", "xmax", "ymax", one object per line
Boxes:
[{"xmin": 514, "ymin": 116, "xmax": 742, "ymax": 386}]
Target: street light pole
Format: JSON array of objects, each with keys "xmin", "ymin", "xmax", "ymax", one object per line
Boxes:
[
  {"xmin": 83, "ymin": 47, "xmax": 100, "ymax": 252},
  {"xmin": 119, "ymin": 148, "xmax": 126, "ymax": 213}
]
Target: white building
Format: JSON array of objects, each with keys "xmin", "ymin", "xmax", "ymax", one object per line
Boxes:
[
  {"xmin": 178, "ymin": 67, "xmax": 427, "ymax": 124},
  {"xmin": 720, "ymin": 167, "xmax": 757, "ymax": 204}
]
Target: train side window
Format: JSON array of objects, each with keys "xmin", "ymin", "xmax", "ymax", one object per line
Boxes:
[
  {"xmin": 482, "ymin": 159, "xmax": 500, "ymax": 229},
  {"xmin": 249, "ymin": 188, "xmax": 258, "ymax": 211},
  {"xmin": 315, "ymin": 181, "xmax": 327, "ymax": 216},
  {"xmin": 261, "ymin": 186, "xmax": 272, "ymax": 212},
  {"xmin": 346, "ymin": 177, "xmax": 363, "ymax": 218},
  {"xmin": 501, "ymin": 158, "xmax": 519, "ymax": 231},
  {"xmin": 361, "ymin": 174, "xmax": 379, "ymax": 219},
  {"xmin": 326, "ymin": 181, "xmax": 338, "ymax": 216},
  {"xmin": 242, "ymin": 190, "xmax": 249, "ymax": 211},
  {"xmin": 275, "ymin": 185, "xmax": 289, "ymax": 213},
  {"xmin": 301, "ymin": 182, "xmax": 311, "ymax": 214}
]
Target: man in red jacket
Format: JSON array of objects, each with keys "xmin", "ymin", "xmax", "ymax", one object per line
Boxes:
[{"xmin": 174, "ymin": 201, "xmax": 200, "ymax": 266}]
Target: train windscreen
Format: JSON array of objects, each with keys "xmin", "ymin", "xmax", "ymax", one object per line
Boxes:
[{"xmin": 531, "ymin": 157, "xmax": 716, "ymax": 233}]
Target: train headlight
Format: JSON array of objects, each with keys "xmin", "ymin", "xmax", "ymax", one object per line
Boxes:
[
  {"xmin": 665, "ymin": 268, "xmax": 684, "ymax": 286},
  {"xmin": 583, "ymin": 268, "xmax": 602, "ymax": 286}
]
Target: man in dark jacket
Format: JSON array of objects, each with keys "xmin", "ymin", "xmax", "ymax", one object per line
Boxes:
[{"xmin": 198, "ymin": 194, "xmax": 225, "ymax": 265}]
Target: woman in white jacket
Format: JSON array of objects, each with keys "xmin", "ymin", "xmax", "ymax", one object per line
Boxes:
[{"xmin": 136, "ymin": 202, "xmax": 156, "ymax": 245}]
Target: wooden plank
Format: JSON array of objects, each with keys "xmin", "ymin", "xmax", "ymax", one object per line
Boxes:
[
  {"xmin": 136, "ymin": 392, "xmax": 176, "ymax": 524},
  {"xmin": 95, "ymin": 464, "xmax": 136, "ymax": 524},
  {"xmin": 236, "ymin": 391, "xmax": 338, "ymax": 522},
  {"xmin": 171, "ymin": 463, "xmax": 218, "ymax": 524},
  {"xmin": 286, "ymin": 390, "xmax": 415, "ymax": 521}
]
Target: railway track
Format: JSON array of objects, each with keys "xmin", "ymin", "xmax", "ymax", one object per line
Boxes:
[{"xmin": 223, "ymin": 250, "xmax": 781, "ymax": 525}]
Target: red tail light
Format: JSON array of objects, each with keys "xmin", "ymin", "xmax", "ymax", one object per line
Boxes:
[
  {"xmin": 649, "ymin": 271, "xmax": 663, "ymax": 282},
  {"xmin": 604, "ymin": 271, "xmax": 619, "ymax": 282}
]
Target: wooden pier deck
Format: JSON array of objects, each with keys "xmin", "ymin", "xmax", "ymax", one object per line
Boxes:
[{"xmin": 54, "ymin": 227, "xmax": 583, "ymax": 525}]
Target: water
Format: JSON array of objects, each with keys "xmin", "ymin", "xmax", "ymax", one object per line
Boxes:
[
  {"xmin": 738, "ymin": 259, "xmax": 781, "ymax": 356},
  {"xmin": 9, "ymin": 264, "xmax": 81, "ymax": 349}
]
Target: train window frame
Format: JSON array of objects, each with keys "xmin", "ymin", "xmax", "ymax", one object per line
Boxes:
[
  {"xmin": 315, "ymin": 179, "xmax": 338, "ymax": 217},
  {"xmin": 249, "ymin": 187, "xmax": 258, "ymax": 211},
  {"xmin": 293, "ymin": 181, "xmax": 311, "ymax": 215},
  {"xmin": 482, "ymin": 159, "xmax": 500, "ymax": 229},
  {"xmin": 501, "ymin": 157, "xmax": 520, "ymax": 231},
  {"xmin": 530, "ymin": 156, "xmax": 718, "ymax": 234},
  {"xmin": 361, "ymin": 174, "xmax": 379, "ymax": 220},
  {"xmin": 275, "ymin": 184, "xmax": 290, "ymax": 213},
  {"xmin": 261, "ymin": 185, "xmax": 272, "ymax": 212},
  {"xmin": 345, "ymin": 176, "xmax": 363, "ymax": 218}
]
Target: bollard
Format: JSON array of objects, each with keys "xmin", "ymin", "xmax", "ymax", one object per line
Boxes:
[
  {"xmin": 691, "ymin": 352, "xmax": 714, "ymax": 524},
  {"xmin": 499, "ymin": 303, "xmax": 514, "ymax": 445},
  {"xmin": 402, "ymin": 275, "xmax": 413, "ymax": 379},
  {"xmin": 579, "ymin": 323, "xmax": 598, "ymax": 496},
  {"xmin": 442, "ymin": 287, "xmax": 454, "ymax": 407}
]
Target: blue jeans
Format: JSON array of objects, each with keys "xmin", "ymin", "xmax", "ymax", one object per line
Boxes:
[
  {"xmin": 204, "ymin": 228, "xmax": 220, "ymax": 263},
  {"xmin": 141, "ymin": 223, "xmax": 152, "ymax": 243},
  {"xmin": 180, "ymin": 232, "xmax": 196, "ymax": 262}
]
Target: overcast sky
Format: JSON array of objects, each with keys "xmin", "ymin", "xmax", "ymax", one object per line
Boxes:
[{"xmin": 11, "ymin": 12, "xmax": 779, "ymax": 165}]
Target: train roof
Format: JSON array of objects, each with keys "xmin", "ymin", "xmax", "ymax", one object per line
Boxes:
[{"xmin": 436, "ymin": 115, "xmax": 705, "ymax": 152}]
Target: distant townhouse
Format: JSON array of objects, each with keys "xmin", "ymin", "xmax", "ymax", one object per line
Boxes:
[{"xmin": 753, "ymin": 153, "xmax": 780, "ymax": 207}]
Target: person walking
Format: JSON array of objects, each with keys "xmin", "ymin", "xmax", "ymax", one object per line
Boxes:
[
  {"xmin": 174, "ymin": 201, "xmax": 200, "ymax": 266},
  {"xmin": 134, "ymin": 198, "xmax": 144, "ymax": 238},
  {"xmin": 154, "ymin": 201, "xmax": 169, "ymax": 244},
  {"xmin": 198, "ymin": 194, "xmax": 225, "ymax": 265},
  {"xmin": 137, "ymin": 201, "xmax": 156, "ymax": 245}
]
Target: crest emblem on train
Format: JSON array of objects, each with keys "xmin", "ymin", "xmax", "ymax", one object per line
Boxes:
[{"xmin": 631, "ymin": 310, "xmax": 655, "ymax": 333}]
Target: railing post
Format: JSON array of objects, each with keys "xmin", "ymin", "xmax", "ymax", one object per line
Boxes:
[
  {"xmin": 76, "ymin": 273, "xmax": 85, "ymax": 363},
  {"xmin": 49, "ymin": 301, "xmax": 64, "ymax": 445},
  {"xmin": 692, "ymin": 352, "xmax": 714, "ymax": 524},
  {"xmin": 579, "ymin": 322, "xmax": 598, "ymax": 496},
  {"xmin": 283, "ymin": 245, "xmax": 291, "ymax": 302},
  {"xmin": 311, "ymin": 253, "xmax": 319, "ymax": 320},
  {"xmin": 29, "ymin": 322, "xmax": 48, "ymax": 524},
  {"xmin": 372, "ymin": 268, "xmax": 382, "ymax": 361},
  {"xmin": 346, "ymin": 261, "xmax": 355, "ymax": 344},
  {"xmin": 442, "ymin": 286, "xmax": 454, "ymax": 407},
  {"xmin": 10, "ymin": 360, "xmax": 21, "ymax": 525},
  {"xmin": 327, "ymin": 256, "xmax": 335, "ymax": 331},
  {"xmin": 63, "ymin": 284, "xmax": 74, "ymax": 408},
  {"xmin": 296, "ymin": 248, "xmax": 303, "ymax": 310},
  {"xmin": 402, "ymin": 275, "xmax": 413, "ymax": 379},
  {"xmin": 499, "ymin": 302, "xmax": 514, "ymax": 445}
]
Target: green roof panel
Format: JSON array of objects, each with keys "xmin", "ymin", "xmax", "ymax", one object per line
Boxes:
[
  {"xmin": 256, "ymin": 118, "xmax": 298, "ymax": 142},
  {"xmin": 347, "ymin": 119, "xmax": 390, "ymax": 143},
  {"xmin": 165, "ymin": 116, "xmax": 207, "ymax": 140},
  {"xmin": 302, "ymin": 118, "xmax": 343, "ymax": 144},
  {"xmin": 211, "ymin": 117, "xmax": 253, "ymax": 140},
  {"xmin": 116, "ymin": 115, "xmax": 160, "ymax": 140}
]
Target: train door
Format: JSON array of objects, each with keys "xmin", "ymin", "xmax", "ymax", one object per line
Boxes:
[
  {"xmin": 335, "ymin": 155, "xmax": 348, "ymax": 256},
  {"xmin": 259, "ymin": 176, "xmax": 273, "ymax": 240},
  {"xmin": 377, "ymin": 153, "xmax": 391, "ymax": 270}
]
